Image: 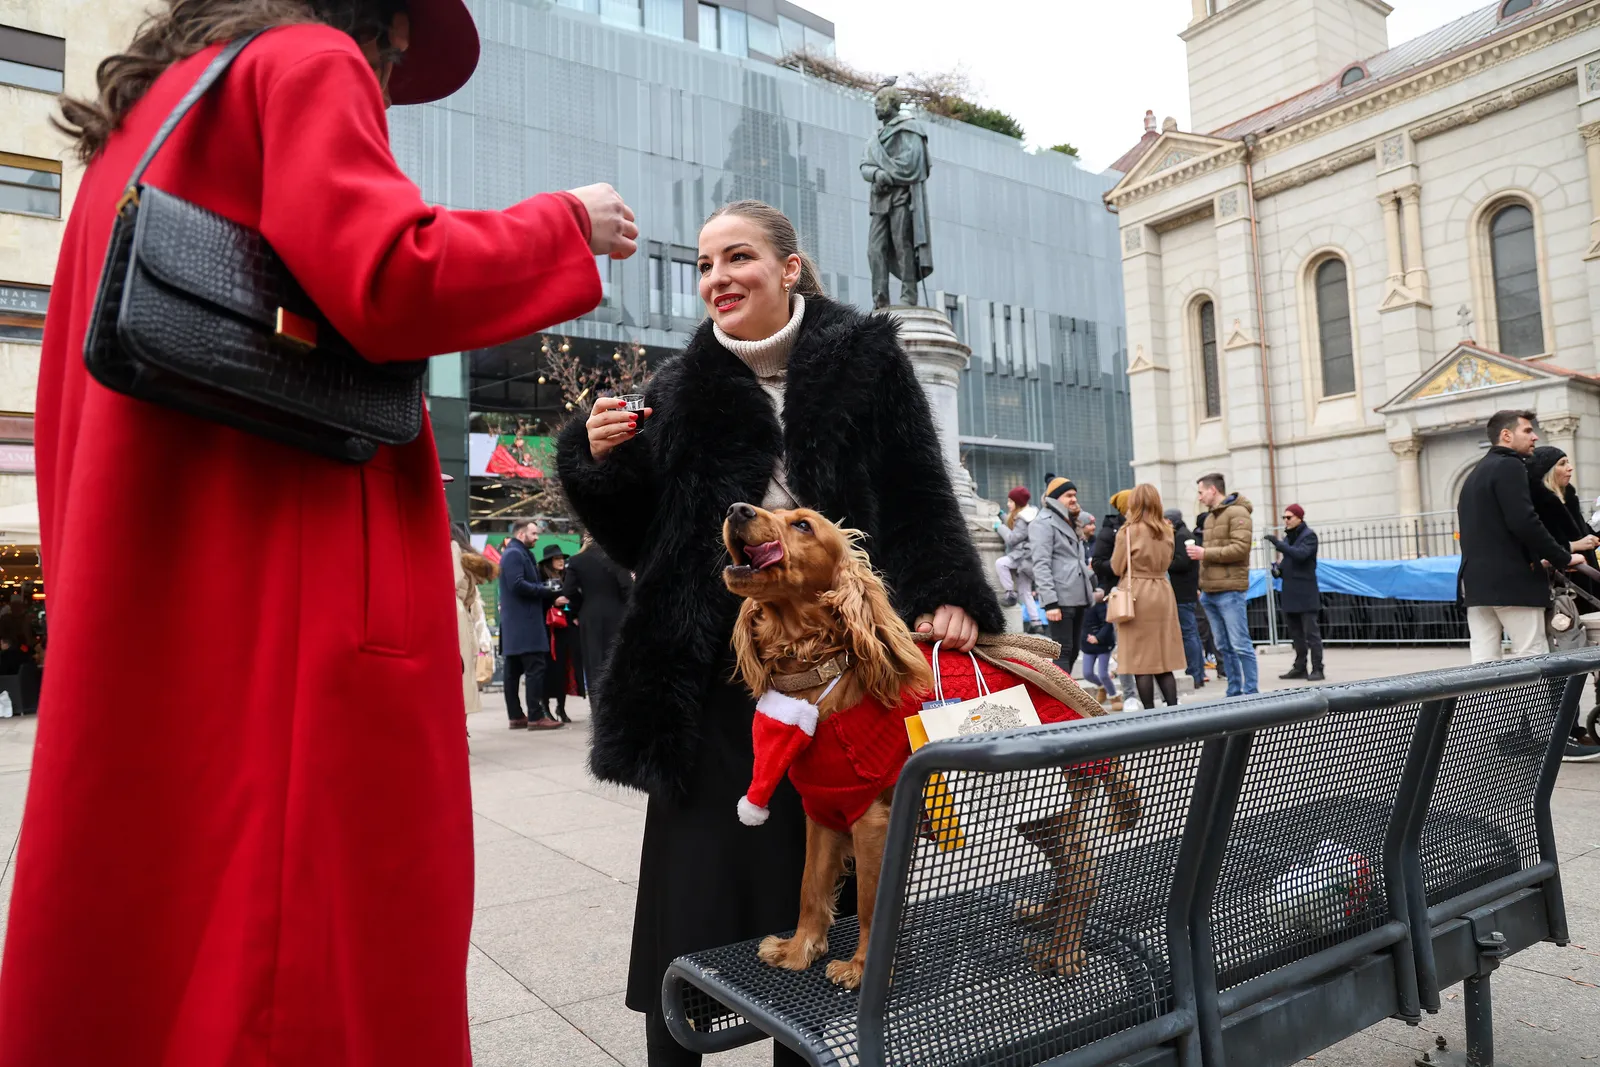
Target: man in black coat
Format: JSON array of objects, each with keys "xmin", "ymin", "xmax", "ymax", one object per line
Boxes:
[
  {"xmin": 497, "ymin": 520, "xmax": 565, "ymax": 729},
  {"xmin": 1166, "ymin": 508, "xmax": 1206, "ymax": 688},
  {"xmin": 563, "ymin": 540, "xmax": 633, "ymax": 694},
  {"xmin": 1265, "ymin": 503, "xmax": 1323, "ymax": 681},
  {"xmin": 1458, "ymin": 409, "xmax": 1583, "ymax": 662}
]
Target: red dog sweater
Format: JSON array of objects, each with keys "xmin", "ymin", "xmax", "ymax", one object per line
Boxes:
[{"xmin": 738, "ymin": 646, "xmax": 1105, "ymax": 833}]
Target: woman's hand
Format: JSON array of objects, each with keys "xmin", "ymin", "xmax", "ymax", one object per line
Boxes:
[
  {"xmin": 1573, "ymin": 534, "xmax": 1599, "ymax": 552},
  {"xmin": 586, "ymin": 397, "xmax": 648, "ymax": 462},
  {"xmin": 916, "ymin": 605, "xmax": 978, "ymax": 652}
]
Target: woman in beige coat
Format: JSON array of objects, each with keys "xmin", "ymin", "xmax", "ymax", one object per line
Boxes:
[
  {"xmin": 1111, "ymin": 483, "xmax": 1187, "ymax": 708},
  {"xmin": 452, "ymin": 530, "xmax": 497, "ymax": 716}
]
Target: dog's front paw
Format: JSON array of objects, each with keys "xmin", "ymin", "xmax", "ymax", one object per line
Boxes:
[
  {"xmin": 825, "ymin": 957, "xmax": 864, "ymax": 989},
  {"xmin": 758, "ymin": 934, "xmax": 826, "ymax": 971},
  {"xmin": 1023, "ymin": 936, "xmax": 1086, "ymax": 978},
  {"xmin": 1011, "ymin": 897, "xmax": 1056, "ymax": 924}
]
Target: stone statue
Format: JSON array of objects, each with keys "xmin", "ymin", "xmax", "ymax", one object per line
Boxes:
[{"xmin": 860, "ymin": 78, "xmax": 934, "ymax": 308}]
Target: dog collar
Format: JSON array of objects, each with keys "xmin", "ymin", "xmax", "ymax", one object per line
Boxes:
[{"xmin": 770, "ymin": 652, "xmax": 855, "ymax": 694}]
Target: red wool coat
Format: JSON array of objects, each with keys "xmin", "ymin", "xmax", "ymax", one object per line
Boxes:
[{"xmin": 0, "ymin": 27, "xmax": 599, "ymax": 1067}]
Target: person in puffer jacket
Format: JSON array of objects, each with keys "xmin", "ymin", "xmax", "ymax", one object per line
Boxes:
[{"xmin": 995, "ymin": 486, "xmax": 1044, "ymax": 632}]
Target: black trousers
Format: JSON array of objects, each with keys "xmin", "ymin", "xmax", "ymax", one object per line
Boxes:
[
  {"xmin": 1048, "ymin": 606, "xmax": 1086, "ymax": 674},
  {"xmin": 503, "ymin": 650, "xmax": 549, "ymax": 721},
  {"xmin": 1285, "ymin": 612, "xmax": 1324, "ymax": 671}
]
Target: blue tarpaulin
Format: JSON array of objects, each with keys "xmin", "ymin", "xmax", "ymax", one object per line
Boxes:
[{"xmin": 1247, "ymin": 556, "xmax": 1461, "ymax": 603}]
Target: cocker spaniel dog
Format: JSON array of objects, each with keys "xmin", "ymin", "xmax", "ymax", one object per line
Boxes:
[
  {"xmin": 723, "ymin": 501, "xmax": 933, "ymax": 990},
  {"xmin": 722, "ymin": 501, "xmax": 1140, "ymax": 987}
]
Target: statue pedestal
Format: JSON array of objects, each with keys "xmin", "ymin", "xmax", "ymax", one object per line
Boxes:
[{"xmin": 881, "ymin": 305, "xmax": 1006, "ymax": 589}]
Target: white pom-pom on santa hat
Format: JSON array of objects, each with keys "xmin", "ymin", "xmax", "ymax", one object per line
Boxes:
[{"xmin": 737, "ymin": 690, "xmax": 821, "ymax": 826}]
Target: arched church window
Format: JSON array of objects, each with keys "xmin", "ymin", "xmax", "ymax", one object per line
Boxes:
[
  {"xmin": 1489, "ymin": 202, "xmax": 1543, "ymax": 356},
  {"xmin": 1314, "ymin": 258, "xmax": 1355, "ymax": 396},
  {"xmin": 1500, "ymin": 0, "xmax": 1536, "ymax": 18},
  {"xmin": 1197, "ymin": 299, "xmax": 1220, "ymax": 419},
  {"xmin": 1339, "ymin": 66, "xmax": 1365, "ymax": 88}
]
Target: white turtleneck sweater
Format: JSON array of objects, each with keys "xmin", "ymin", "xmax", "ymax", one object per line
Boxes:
[{"xmin": 714, "ymin": 293, "xmax": 806, "ymax": 511}]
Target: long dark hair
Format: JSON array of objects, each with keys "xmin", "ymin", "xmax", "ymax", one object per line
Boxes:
[{"xmin": 55, "ymin": 0, "xmax": 399, "ymax": 162}]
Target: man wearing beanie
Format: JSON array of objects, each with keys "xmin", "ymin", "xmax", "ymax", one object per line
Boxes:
[
  {"xmin": 1029, "ymin": 477, "xmax": 1094, "ymax": 672},
  {"xmin": 1265, "ymin": 504, "xmax": 1324, "ymax": 681}
]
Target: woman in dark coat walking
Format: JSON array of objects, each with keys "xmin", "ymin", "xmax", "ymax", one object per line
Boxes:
[
  {"xmin": 538, "ymin": 545, "xmax": 580, "ymax": 721},
  {"xmin": 558, "ymin": 200, "xmax": 1001, "ymax": 1066},
  {"xmin": 564, "ymin": 539, "xmax": 633, "ymax": 692},
  {"xmin": 1264, "ymin": 503, "xmax": 1324, "ymax": 680}
]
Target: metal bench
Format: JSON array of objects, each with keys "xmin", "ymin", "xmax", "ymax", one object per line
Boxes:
[{"xmin": 661, "ymin": 648, "xmax": 1599, "ymax": 1067}]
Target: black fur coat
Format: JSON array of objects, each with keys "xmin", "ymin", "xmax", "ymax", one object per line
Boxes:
[{"xmin": 557, "ymin": 295, "xmax": 1004, "ymax": 797}]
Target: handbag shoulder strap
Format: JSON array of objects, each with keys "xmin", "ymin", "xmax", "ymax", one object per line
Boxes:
[{"xmin": 118, "ymin": 29, "xmax": 270, "ymax": 210}]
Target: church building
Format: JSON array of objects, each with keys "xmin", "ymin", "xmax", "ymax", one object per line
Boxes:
[{"xmin": 1107, "ymin": 0, "xmax": 1600, "ymax": 523}]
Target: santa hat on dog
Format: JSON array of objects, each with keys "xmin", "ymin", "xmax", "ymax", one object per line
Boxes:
[{"xmin": 737, "ymin": 690, "xmax": 825, "ymax": 826}]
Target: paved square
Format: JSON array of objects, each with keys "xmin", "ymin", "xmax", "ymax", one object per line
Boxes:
[{"xmin": 0, "ymin": 646, "xmax": 1595, "ymax": 1064}]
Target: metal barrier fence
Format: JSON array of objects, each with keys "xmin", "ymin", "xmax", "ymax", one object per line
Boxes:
[{"xmin": 1247, "ymin": 512, "xmax": 1465, "ymax": 646}]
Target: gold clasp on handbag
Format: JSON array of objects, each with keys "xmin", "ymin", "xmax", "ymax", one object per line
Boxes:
[
  {"xmin": 114, "ymin": 186, "xmax": 140, "ymax": 215},
  {"xmin": 275, "ymin": 307, "xmax": 318, "ymax": 349}
]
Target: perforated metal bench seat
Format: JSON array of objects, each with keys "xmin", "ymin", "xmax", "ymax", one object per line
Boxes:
[{"xmin": 662, "ymin": 651, "xmax": 1600, "ymax": 1067}]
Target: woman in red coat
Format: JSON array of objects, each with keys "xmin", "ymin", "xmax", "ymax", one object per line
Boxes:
[{"xmin": 0, "ymin": 2, "xmax": 636, "ymax": 1064}]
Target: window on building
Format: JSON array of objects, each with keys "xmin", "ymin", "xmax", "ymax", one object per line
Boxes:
[
  {"xmin": 1197, "ymin": 299, "xmax": 1220, "ymax": 419},
  {"xmin": 673, "ymin": 260, "xmax": 697, "ymax": 318},
  {"xmin": 0, "ymin": 25, "xmax": 64, "ymax": 93},
  {"xmin": 778, "ymin": 15, "xmax": 805, "ymax": 55},
  {"xmin": 1003, "ymin": 305, "xmax": 1014, "ymax": 376},
  {"xmin": 0, "ymin": 282, "xmax": 47, "ymax": 344},
  {"xmin": 1500, "ymin": 0, "xmax": 1536, "ymax": 18},
  {"xmin": 0, "ymin": 25, "xmax": 63, "ymax": 93},
  {"xmin": 649, "ymin": 255, "xmax": 664, "ymax": 316},
  {"xmin": 600, "ymin": 0, "xmax": 641, "ymax": 28},
  {"xmin": 944, "ymin": 295, "xmax": 965, "ymax": 343},
  {"xmin": 1314, "ymin": 258, "xmax": 1356, "ymax": 396},
  {"xmin": 803, "ymin": 26, "xmax": 835, "ymax": 57},
  {"xmin": 718, "ymin": 7, "xmax": 748, "ymax": 56},
  {"xmin": 1490, "ymin": 202, "xmax": 1543, "ymax": 356},
  {"xmin": 595, "ymin": 256, "xmax": 613, "ymax": 307},
  {"xmin": 0, "ymin": 153, "xmax": 61, "ymax": 219},
  {"xmin": 698, "ymin": 3, "xmax": 719, "ymax": 49},
  {"xmin": 748, "ymin": 15, "xmax": 780, "ymax": 56},
  {"xmin": 554, "ymin": 0, "xmax": 601, "ymax": 12},
  {"xmin": 643, "ymin": 0, "xmax": 683, "ymax": 38},
  {"xmin": 1339, "ymin": 65, "xmax": 1365, "ymax": 88}
]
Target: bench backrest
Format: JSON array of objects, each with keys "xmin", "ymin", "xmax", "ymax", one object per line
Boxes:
[{"xmin": 855, "ymin": 650, "xmax": 1597, "ymax": 1067}]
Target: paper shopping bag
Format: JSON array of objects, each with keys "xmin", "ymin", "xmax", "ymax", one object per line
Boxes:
[{"xmin": 906, "ymin": 643, "xmax": 1040, "ymax": 850}]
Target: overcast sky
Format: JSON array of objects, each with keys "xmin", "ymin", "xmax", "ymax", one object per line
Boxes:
[{"xmin": 800, "ymin": 0, "xmax": 1497, "ymax": 172}]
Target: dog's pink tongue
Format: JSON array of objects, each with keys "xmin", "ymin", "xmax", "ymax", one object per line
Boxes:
[{"xmin": 744, "ymin": 540, "xmax": 784, "ymax": 570}]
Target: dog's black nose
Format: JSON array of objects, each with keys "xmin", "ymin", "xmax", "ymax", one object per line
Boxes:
[{"xmin": 727, "ymin": 502, "xmax": 757, "ymax": 524}]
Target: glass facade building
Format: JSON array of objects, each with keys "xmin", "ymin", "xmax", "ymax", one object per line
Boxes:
[{"xmin": 394, "ymin": 0, "xmax": 1131, "ymax": 526}]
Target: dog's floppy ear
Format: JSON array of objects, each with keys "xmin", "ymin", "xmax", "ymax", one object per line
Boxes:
[
  {"xmin": 730, "ymin": 598, "xmax": 772, "ymax": 697},
  {"xmin": 824, "ymin": 542, "xmax": 933, "ymax": 707}
]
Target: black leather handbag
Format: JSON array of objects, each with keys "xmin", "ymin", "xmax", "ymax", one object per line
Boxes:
[{"xmin": 84, "ymin": 31, "xmax": 427, "ymax": 464}]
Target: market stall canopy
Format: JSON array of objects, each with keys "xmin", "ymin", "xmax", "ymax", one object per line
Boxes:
[{"xmin": 0, "ymin": 499, "xmax": 40, "ymax": 544}]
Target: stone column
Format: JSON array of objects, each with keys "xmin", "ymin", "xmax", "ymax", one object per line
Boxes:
[
  {"xmin": 1583, "ymin": 121, "xmax": 1600, "ymax": 258},
  {"xmin": 1542, "ymin": 414, "xmax": 1581, "ymax": 466},
  {"xmin": 1379, "ymin": 192, "xmax": 1405, "ymax": 289},
  {"xmin": 1390, "ymin": 436, "xmax": 1423, "ymax": 518},
  {"xmin": 885, "ymin": 305, "xmax": 1007, "ymax": 578},
  {"xmin": 1398, "ymin": 184, "xmax": 1430, "ymax": 303}
]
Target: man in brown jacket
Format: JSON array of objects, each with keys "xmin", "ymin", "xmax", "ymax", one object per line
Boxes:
[{"xmin": 1185, "ymin": 472, "xmax": 1259, "ymax": 695}]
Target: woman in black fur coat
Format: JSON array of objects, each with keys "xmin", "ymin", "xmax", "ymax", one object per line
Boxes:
[{"xmin": 558, "ymin": 200, "xmax": 1002, "ymax": 1067}]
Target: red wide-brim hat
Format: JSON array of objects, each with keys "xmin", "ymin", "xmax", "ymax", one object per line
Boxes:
[{"xmin": 388, "ymin": 0, "xmax": 480, "ymax": 105}]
